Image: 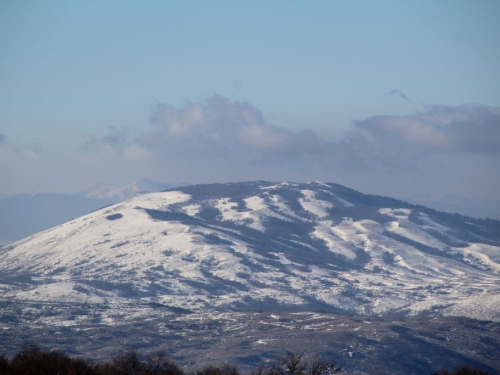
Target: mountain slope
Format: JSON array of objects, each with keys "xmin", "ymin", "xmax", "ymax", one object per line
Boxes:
[{"xmin": 1, "ymin": 181, "xmax": 499, "ymax": 321}]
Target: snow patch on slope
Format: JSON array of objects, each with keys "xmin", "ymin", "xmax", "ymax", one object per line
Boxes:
[{"xmin": 299, "ymin": 190, "xmax": 333, "ymax": 219}]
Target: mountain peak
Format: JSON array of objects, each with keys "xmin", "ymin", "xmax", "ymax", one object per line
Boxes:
[{"xmin": 1, "ymin": 181, "xmax": 499, "ymax": 322}]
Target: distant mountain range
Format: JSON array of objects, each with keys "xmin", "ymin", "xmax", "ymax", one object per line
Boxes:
[
  {"xmin": 0, "ymin": 179, "xmax": 184, "ymax": 243},
  {"xmin": 75, "ymin": 179, "xmax": 184, "ymax": 202},
  {"xmin": 0, "ymin": 192, "xmax": 14, "ymax": 201},
  {"xmin": 403, "ymin": 194, "xmax": 500, "ymax": 221},
  {"xmin": 0, "ymin": 193, "xmax": 110, "ymax": 244}
]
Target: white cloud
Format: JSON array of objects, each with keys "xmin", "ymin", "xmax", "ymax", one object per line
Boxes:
[
  {"xmin": 238, "ymin": 125, "xmax": 287, "ymax": 150},
  {"xmin": 148, "ymin": 94, "xmax": 332, "ymax": 158},
  {"xmin": 124, "ymin": 144, "xmax": 153, "ymax": 161},
  {"xmin": 151, "ymin": 94, "xmax": 265, "ymax": 138},
  {"xmin": 359, "ymin": 115, "xmax": 450, "ymax": 149},
  {"xmin": 354, "ymin": 104, "xmax": 500, "ymax": 154}
]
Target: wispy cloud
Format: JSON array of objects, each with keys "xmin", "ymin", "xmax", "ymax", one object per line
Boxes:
[
  {"xmin": 354, "ymin": 104, "xmax": 500, "ymax": 155},
  {"xmin": 79, "ymin": 127, "xmax": 153, "ymax": 162},
  {"xmin": 0, "ymin": 134, "xmax": 41, "ymax": 160},
  {"xmin": 384, "ymin": 89, "xmax": 411, "ymax": 102}
]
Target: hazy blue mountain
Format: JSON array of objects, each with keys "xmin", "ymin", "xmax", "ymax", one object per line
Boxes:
[
  {"xmin": 76, "ymin": 178, "xmax": 186, "ymax": 202},
  {"xmin": 403, "ymin": 194, "xmax": 500, "ymax": 220},
  {"xmin": 0, "ymin": 192, "xmax": 14, "ymax": 201},
  {"xmin": 0, "ymin": 179, "xmax": 185, "ymax": 244},
  {"xmin": 0, "ymin": 193, "xmax": 112, "ymax": 243}
]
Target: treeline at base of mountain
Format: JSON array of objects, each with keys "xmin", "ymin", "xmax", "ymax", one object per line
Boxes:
[{"xmin": 0, "ymin": 344, "xmax": 491, "ymax": 375}]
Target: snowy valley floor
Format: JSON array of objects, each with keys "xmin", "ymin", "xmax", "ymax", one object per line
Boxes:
[{"xmin": 0, "ymin": 302, "xmax": 498, "ymax": 375}]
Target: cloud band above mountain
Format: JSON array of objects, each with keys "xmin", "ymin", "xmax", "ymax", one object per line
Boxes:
[
  {"xmin": 6, "ymin": 94, "xmax": 498, "ymax": 201},
  {"xmin": 354, "ymin": 104, "xmax": 500, "ymax": 154},
  {"xmin": 80, "ymin": 96, "xmax": 500, "ymax": 168}
]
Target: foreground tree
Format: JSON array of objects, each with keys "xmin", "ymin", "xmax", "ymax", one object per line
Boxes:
[
  {"xmin": 8, "ymin": 343, "xmax": 97, "ymax": 375},
  {"xmin": 0, "ymin": 345, "xmax": 343, "ymax": 375},
  {"xmin": 309, "ymin": 357, "xmax": 342, "ymax": 375},
  {"xmin": 0, "ymin": 353, "xmax": 11, "ymax": 374},
  {"xmin": 258, "ymin": 352, "xmax": 341, "ymax": 375},
  {"xmin": 146, "ymin": 351, "xmax": 184, "ymax": 375},
  {"xmin": 195, "ymin": 364, "xmax": 240, "ymax": 375}
]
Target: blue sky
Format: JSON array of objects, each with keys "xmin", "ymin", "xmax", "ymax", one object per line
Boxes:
[{"xmin": 1, "ymin": 0, "xmax": 499, "ymax": 201}]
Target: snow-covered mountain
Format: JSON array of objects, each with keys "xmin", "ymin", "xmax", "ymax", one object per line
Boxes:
[
  {"xmin": 77, "ymin": 179, "xmax": 184, "ymax": 202},
  {"xmin": 1, "ymin": 181, "xmax": 499, "ymax": 321}
]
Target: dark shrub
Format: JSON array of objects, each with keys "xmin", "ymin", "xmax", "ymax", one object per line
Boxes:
[
  {"xmin": 10, "ymin": 343, "xmax": 97, "ymax": 375},
  {"xmin": 0, "ymin": 353, "xmax": 11, "ymax": 374},
  {"xmin": 195, "ymin": 364, "xmax": 240, "ymax": 375},
  {"xmin": 146, "ymin": 351, "xmax": 184, "ymax": 375},
  {"xmin": 432, "ymin": 364, "xmax": 491, "ymax": 375}
]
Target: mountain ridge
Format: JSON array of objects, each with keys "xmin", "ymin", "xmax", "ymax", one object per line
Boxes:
[{"xmin": 1, "ymin": 180, "xmax": 499, "ymax": 322}]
